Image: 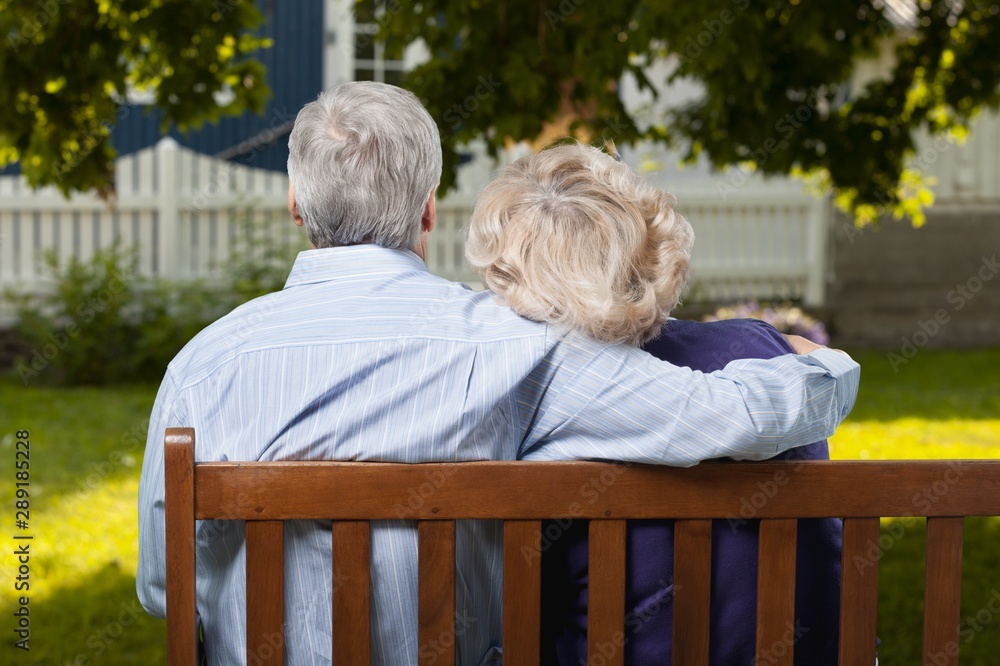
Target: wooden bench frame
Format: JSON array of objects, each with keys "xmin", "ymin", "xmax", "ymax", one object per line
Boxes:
[{"xmin": 163, "ymin": 427, "xmax": 1000, "ymax": 666}]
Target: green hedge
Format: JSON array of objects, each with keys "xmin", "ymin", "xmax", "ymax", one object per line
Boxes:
[{"xmin": 7, "ymin": 226, "xmax": 300, "ymax": 386}]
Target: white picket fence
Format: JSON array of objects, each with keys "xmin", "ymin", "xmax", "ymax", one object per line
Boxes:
[
  {"xmin": 0, "ymin": 139, "xmax": 829, "ymax": 324},
  {"xmin": 0, "ymin": 138, "xmax": 297, "ymax": 290},
  {"xmin": 677, "ymin": 191, "xmax": 827, "ymax": 305},
  {"xmin": 917, "ymin": 111, "xmax": 1000, "ymax": 205}
]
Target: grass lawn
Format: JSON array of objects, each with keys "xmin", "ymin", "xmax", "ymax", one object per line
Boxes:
[
  {"xmin": 827, "ymin": 349, "xmax": 1000, "ymax": 666},
  {"xmin": 0, "ymin": 347, "xmax": 997, "ymax": 664},
  {"xmin": 0, "ymin": 381, "xmax": 161, "ymax": 665}
]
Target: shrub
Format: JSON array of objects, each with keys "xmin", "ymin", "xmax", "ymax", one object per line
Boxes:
[
  {"xmin": 221, "ymin": 217, "xmax": 299, "ymax": 301},
  {"xmin": 703, "ymin": 300, "xmax": 830, "ymax": 345},
  {"xmin": 6, "ymin": 212, "xmax": 303, "ymax": 386},
  {"xmin": 7, "ymin": 244, "xmax": 228, "ymax": 386}
]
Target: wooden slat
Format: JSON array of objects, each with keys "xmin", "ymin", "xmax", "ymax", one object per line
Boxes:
[
  {"xmin": 136, "ymin": 145, "xmax": 157, "ymax": 275},
  {"xmin": 673, "ymin": 519, "xmax": 713, "ymax": 666},
  {"xmin": 922, "ymin": 517, "xmax": 964, "ymax": 666},
  {"xmin": 164, "ymin": 428, "xmax": 198, "ymax": 666},
  {"xmin": 246, "ymin": 521, "xmax": 284, "ymax": 665},
  {"xmin": 332, "ymin": 521, "xmax": 371, "ymax": 665},
  {"xmin": 86, "ymin": 205, "xmax": 104, "ymax": 255},
  {"xmin": 418, "ymin": 521, "xmax": 456, "ymax": 666},
  {"xmin": 117, "ymin": 152, "xmax": 137, "ymax": 197},
  {"xmin": 838, "ymin": 518, "xmax": 880, "ymax": 666},
  {"xmin": 54, "ymin": 211, "xmax": 74, "ymax": 271},
  {"xmin": 100, "ymin": 211, "xmax": 117, "ymax": 254},
  {"xmin": 18, "ymin": 212, "xmax": 35, "ymax": 280},
  {"xmin": 588, "ymin": 520, "xmax": 626, "ymax": 666},
  {"xmin": 193, "ymin": 461, "xmax": 1000, "ymax": 520},
  {"xmin": 756, "ymin": 519, "xmax": 798, "ymax": 666},
  {"xmin": 0, "ymin": 213, "xmax": 15, "ymax": 283},
  {"xmin": 168, "ymin": 436, "xmax": 1000, "ymax": 666},
  {"xmin": 31, "ymin": 209, "xmax": 46, "ymax": 274},
  {"xmin": 37, "ymin": 211, "xmax": 54, "ymax": 280},
  {"xmin": 503, "ymin": 520, "xmax": 541, "ymax": 665}
]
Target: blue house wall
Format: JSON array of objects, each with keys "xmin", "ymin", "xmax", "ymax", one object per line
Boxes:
[{"xmin": 113, "ymin": 0, "xmax": 323, "ymax": 172}]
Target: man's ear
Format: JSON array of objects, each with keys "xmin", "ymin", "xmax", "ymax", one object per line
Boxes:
[
  {"xmin": 288, "ymin": 183, "xmax": 304, "ymax": 228},
  {"xmin": 421, "ymin": 189, "xmax": 437, "ymax": 234}
]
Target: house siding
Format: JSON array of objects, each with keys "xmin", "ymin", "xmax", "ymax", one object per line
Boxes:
[
  {"xmin": 111, "ymin": 0, "xmax": 323, "ymax": 172},
  {"xmin": 830, "ymin": 211, "xmax": 1000, "ymax": 348}
]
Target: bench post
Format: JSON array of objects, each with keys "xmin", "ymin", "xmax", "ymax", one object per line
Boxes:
[{"xmin": 165, "ymin": 427, "xmax": 197, "ymax": 666}]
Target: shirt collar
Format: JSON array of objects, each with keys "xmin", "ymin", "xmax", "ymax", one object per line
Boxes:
[{"xmin": 283, "ymin": 245, "xmax": 429, "ymax": 289}]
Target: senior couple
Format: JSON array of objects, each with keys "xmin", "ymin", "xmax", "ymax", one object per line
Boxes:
[{"xmin": 138, "ymin": 81, "xmax": 857, "ymax": 665}]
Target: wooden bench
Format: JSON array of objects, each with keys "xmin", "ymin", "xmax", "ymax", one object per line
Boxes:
[{"xmin": 163, "ymin": 427, "xmax": 1000, "ymax": 666}]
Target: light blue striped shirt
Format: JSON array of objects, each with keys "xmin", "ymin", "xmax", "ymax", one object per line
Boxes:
[{"xmin": 137, "ymin": 245, "xmax": 859, "ymax": 665}]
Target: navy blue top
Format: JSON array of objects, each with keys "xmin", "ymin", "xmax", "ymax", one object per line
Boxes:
[{"xmin": 540, "ymin": 318, "xmax": 843, "ymax": 665}]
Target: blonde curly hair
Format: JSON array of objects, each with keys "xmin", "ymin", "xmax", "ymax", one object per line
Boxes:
[{"xmin": 466, "ymin": 144, "xmax": 694, "ymax": 346}]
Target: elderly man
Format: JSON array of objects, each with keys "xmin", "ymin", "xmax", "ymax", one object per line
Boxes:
[{"xmin": 137, "ymin": 81, "xmax": 859, "ymax": 666}]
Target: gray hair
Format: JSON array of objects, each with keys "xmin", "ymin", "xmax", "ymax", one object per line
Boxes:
[{"xmin": 287, "ymin": 81, "xmax": 442, "ymax": 250}]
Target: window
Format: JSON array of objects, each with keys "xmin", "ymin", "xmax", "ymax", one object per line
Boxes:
[{"xmin": 353, "ymin": 1, "xmax": 405, "ymax": 86}]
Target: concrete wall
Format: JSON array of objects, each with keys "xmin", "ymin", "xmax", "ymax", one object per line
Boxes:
[{"xmin": 829, "ymin": 211, "xmax": 1000, "ymax": 349}]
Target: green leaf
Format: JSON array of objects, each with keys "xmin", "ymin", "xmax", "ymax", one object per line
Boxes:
[
  {"xmin": 0, "ymin": 0, "xmax": 272, "ymax": 198},
  {"xmin": 370, "ymin": 0, "xmax": 1000, "ymax": 225}
]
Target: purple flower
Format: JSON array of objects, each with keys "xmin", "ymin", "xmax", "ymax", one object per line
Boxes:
[{"xmin": 703, "ymin": 301, "xmax": 830, "ymax": 345}]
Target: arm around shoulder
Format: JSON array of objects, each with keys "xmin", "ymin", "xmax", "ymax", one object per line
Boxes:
[
  {"xmin": 519, "ymin": 336, "xmax": 859, "ymax": 466},
  {"xmin": 716, "ymin": 347, "xmax": 859, "ymax": 459}
]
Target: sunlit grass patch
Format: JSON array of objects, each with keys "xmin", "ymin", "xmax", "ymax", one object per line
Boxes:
[
  {"xmin": 0, "ymin": 474, "xmax": 165, "ymax": 665},
  {"xmin": 0, "ymin": 380, "xmax": 160, "ymax": 665},
  {"xmin": 830, "ymin": 418, "xmax": 1000, "ymax": 460},
  {"xmin": 828, "ymin": 348, "xmax": 1000, "ymax": 665}
]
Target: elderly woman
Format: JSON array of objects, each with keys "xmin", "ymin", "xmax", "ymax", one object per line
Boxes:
[{"xmin": 466, "ymin": 144, "xmax": 843, "ymax": 665}]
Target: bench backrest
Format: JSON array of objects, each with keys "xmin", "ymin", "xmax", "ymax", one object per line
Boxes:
[{"xmin": 163, "ymin": 427, "xmax": 1000, "ymax": 666}]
